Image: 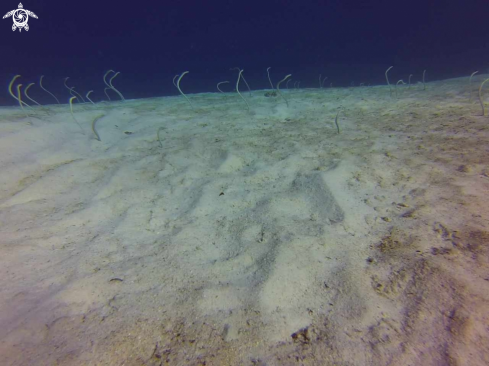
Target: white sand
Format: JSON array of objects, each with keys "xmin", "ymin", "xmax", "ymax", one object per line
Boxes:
[{"xmin": 0, "ymin": 77, "xmax": 488, "ymax": 365}]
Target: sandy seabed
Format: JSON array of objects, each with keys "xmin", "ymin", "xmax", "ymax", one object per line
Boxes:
[{"xmin": 0, "ymin": 77, "xmax": 488, "ymax": 365}]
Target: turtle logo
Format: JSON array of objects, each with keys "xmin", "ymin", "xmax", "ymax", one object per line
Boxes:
[{"xmin": 3, "ymin": 3, "xmax": 38, "ymax": 32}]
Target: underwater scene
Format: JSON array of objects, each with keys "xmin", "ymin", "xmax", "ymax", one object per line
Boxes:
[{"xmin": 1, "ymin": 0, "xmax": 489, "ymax": 365}]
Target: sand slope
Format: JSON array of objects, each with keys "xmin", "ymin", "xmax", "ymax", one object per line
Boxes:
[{"xmin": 0, "ymin": 77, "xmax": 488, "ymax": 365}]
